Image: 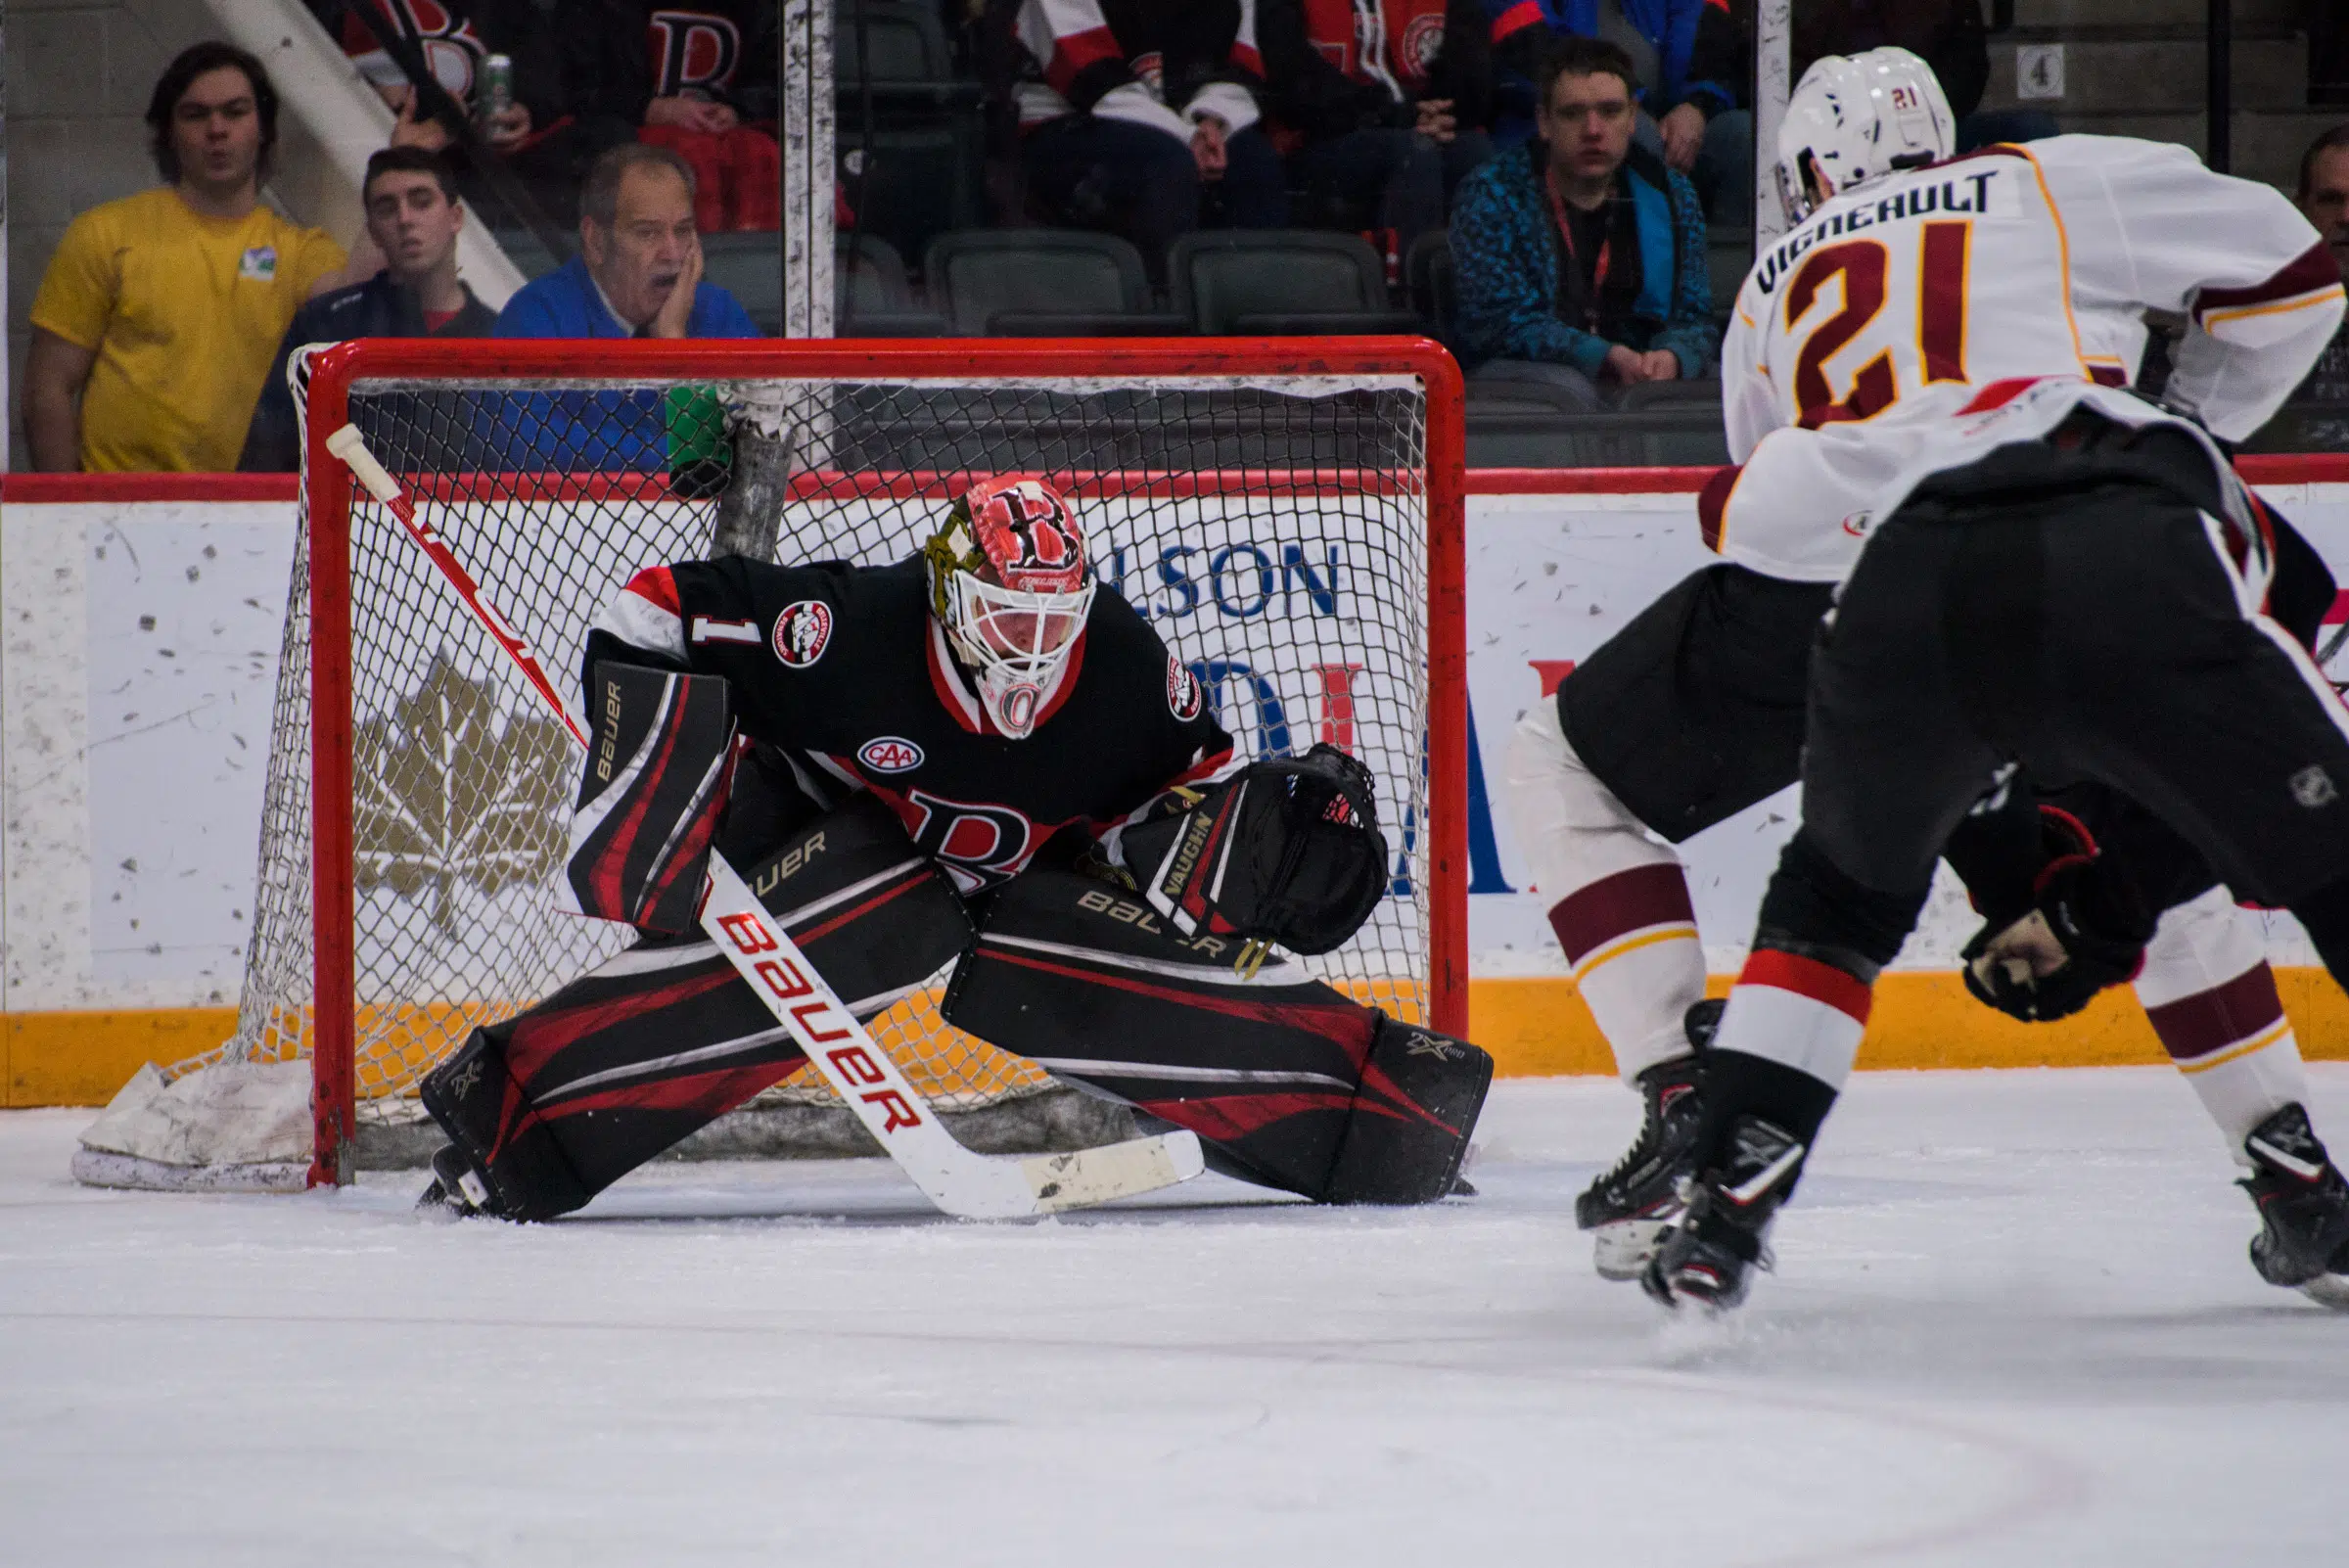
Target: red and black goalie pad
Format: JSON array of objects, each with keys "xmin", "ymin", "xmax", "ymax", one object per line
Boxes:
[
  {"xmin": 1119, "ymin": 743, "xmax": 1387, "ymax": 955},
  {"xmin": 942, "ymin": 870, "xmax": 1490, "ymax": 1203},
  {"xmin": 421, "ymin": 794, "xmax": 975, "ymax": 1220},
  {"xmin": 563, "ymin": 661, "xmax": 738, "ymax": 935}
]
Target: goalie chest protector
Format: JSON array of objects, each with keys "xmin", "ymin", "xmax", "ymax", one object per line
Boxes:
[{"xmin": 610, "ymin": 557, "xmax": 1234, "ymax": 894}]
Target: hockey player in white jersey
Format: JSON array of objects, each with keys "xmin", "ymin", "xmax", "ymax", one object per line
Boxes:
[
  {"xmin": 1620, "ymin": 51, "xmax": 2349, "ymax": 1312},
  {"xmin": 1508, "ymin": 48, "xmax": 2349, "ymax": 1293}
]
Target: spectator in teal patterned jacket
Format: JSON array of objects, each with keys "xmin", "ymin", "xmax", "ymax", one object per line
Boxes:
[{"xmin": 1448, "ymin": 36, "xmax": 1714, "ymax": 410}]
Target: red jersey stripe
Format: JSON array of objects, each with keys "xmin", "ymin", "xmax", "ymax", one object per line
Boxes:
[
  {"xmin": 1546, "ymin": 864, "xmax": 1697, "ymax": 966},
  {"xmin": 1739, "ymin": 948, "xmax": 1873, "ymax": 1025},
  {"xmin": 2143, "ymin": 963, "xmax": 2285, "ymax": 1062}
]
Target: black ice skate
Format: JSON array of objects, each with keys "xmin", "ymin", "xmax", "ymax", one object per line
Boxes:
[
  {"xmin": 2239, "ymin": 1103, "xmax": 2349, "ymax": 1311},
  {"xmin": 1577, "ymin": 999, "xmax": 1719, "ymax": 1280},
  {"xmin": 416, "ymin": 1143, "xmax": 496, "ymax": 1220},
  {"xmin": 1641, "ymin": 1114, "xmax": 1807, "ymax": 1312}
]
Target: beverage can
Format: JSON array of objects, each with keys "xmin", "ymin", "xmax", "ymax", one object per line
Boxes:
[{"xmin": 479, "ymin": 54, "xmax": 515, "ymax": 125}]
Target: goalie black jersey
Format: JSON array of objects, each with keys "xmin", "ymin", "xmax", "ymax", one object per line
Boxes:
[{"xmin": 584, "ymin": 556, "xmax": 1237, "ymax": 893}]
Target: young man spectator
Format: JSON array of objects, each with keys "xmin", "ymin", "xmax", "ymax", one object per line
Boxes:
[
  {"xmin": 564, "ymin": 0, "xmax": 782, "ymax": 230},
  {"xmin": 2293, "ymin": 124, "xmax": 2349, "ymax": 405},
  {"xmin": 1449, "ymin": 37, "xmax": 1714, "ymax": 409},
  {"xmin": 1487, "ymin": 1, "xmax": 1747, "ymax": 218},
  {"xmin": 22, "ymin": 42, "xmax": 350, "ymax": 472},
  {"xmin": 495, "ymin": 142, "xmax": 760, "ymax": 337},
  {"xmin": 241, "ymin": 148, "xmax": 497, "ymax": 472},
  {"xmin": 1261, "ymin": 0, "xmax": 1497, "ymax": 257},
  {"xmin": 1004, "ymin": 0, "xmax": 1289, "ymax": 275}
]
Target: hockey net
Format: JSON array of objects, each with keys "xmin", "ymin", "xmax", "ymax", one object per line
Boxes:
[{"xmin": 77, "ymin": 340, "xmax": 1465, "ymax": 1189}]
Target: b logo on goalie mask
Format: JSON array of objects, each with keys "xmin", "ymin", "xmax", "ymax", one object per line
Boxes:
[
  {"xmin": 1167, "ymin": 656, "xmax": 1204, "ymax": 721},
  {"xmin": 969, "ymin": 479, "xmax": 1083, "ymax": 593},
  {"xmin": 771, "ymin": 600, "xmax": 834, "ymax": 668}
]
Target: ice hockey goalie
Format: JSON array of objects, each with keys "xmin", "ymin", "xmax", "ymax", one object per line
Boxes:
[{"xmin": 415, "ymin": 475, "xmax": 1492, "ymax": 1220}]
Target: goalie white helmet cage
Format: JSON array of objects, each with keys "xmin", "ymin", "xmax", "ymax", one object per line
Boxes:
[
  {"xmin": 1775, "ymin": 46, "xmax": 1958, "ymax": 225},
  {"xmin": 922, "ymin": 476, "xmax": 1097, "ymax": 739}
]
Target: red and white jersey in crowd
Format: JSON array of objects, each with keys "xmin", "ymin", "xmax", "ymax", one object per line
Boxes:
[
  {"xmin": 1016, "ymin": 0, "xmax": 1266, "ymax": 142},
  {"xmin": 1298, "ymin": 0, "xmax": 1451, "ymax": 99},
  {"xmin": 1714, "ymin": 135, "xmax": 2344, "ymax": 580}
]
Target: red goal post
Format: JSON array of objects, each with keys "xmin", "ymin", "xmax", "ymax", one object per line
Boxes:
[{"xmin": 295, "ymin": 338, "xmax": 1467, "ymax": 1184}]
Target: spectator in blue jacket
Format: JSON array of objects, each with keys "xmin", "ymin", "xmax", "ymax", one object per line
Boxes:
[
  {"xmin": 1449, "ymin": 35, "xmax": 1714, "ymax": 409},
  {"xmin": 495, "ymin": 141, "xmax": 758, "ymax": 339},
  {"xmin": 490, "ymin": 142, "xmax": 754, "ymax": 474}
]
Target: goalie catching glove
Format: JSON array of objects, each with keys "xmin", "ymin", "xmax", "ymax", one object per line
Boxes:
[
  {"xmin": 1117, "ymin": 743, "xmax": 1387, "ymax": 957},
  {"xmin": 1959, "ymin": 806, "xmax": 2153, "ymax": 1023}
]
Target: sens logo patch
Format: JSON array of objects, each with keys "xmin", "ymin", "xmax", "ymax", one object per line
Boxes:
[
  {"xmin": 1167, "ymin": 657, "xmax": 1204, "ymax": 721},
  {"xmin": 771, "ymin": 600, "xmax": 833, "ymax": 667},
  {"xmin": 858, "ymin": 736, "xmax": 924, "ymax": 774}
]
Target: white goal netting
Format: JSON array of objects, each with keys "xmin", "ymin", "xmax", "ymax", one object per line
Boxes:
[{"xmin": 76, "ymin": 345, "xmax": 1455, "ymax": 1189}]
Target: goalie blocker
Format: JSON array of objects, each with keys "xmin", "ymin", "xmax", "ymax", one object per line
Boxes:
[{"xmin": 424, "ymin": 795, "xmax": 1487, "ymax": 1218}]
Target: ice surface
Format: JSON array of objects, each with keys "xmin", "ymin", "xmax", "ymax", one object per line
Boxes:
[{"xmin": 4, "ymin": 1067, "xmax": 2346, "ymax": 1566}]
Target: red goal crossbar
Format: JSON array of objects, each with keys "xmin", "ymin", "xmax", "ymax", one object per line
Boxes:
[{"xmin": 298, "ymin": 337, "xmax": 1470, "ymax": 1184}]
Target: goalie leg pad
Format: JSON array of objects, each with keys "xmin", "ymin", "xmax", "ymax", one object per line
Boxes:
[
  {"xmin": 1324, "ymin": 1014, "xmax": 1495, "ymax": 1205},
  {"xmin": 943, "ymin": 871, "xmax": 1490, "ymax": 1202},
  {"xmin": 562, "ymin": 660, "xmax": 737, "ymax": 934},
  {"xmin": 421, "ymin": 795, "xmax": 974, "ymax": 1219}
]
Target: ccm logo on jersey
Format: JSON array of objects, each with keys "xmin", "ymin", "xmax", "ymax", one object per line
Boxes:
[
  {"xmin": 771, "ymin": 601, "xmax": 833, "ymax": 667},
  {"xmin": 1167, "ymin": 656, "xmax": 1204, "ymax": 720},
  {"xmin": 857, "ymin": 737, "xmax": 924, "ymax": 774}
]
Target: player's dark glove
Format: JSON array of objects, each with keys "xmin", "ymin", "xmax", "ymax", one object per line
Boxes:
[
  {"xmin": 1960, "ymin": 833, "xmax": 2153, "ymax": 1024},
  {"xmin": 1118, "ymin": 743, "xmax": 1387, "ymax": 959}
]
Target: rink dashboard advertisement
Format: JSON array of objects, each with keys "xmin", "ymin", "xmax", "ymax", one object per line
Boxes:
[{"xmin": 5, "ymin": 463, "xmax": 2348, "ymax": 1101}]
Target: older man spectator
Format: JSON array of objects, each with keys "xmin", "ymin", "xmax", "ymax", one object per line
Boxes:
[
  {"xmin": 241, "ymin": 148, "xmax": 498, "ymax": 472},
  {"xmin": 2291, "ymin": 124, "xmax": 2349, "ymax": 406},
  {"xmin": 1449, "ymin": 36, "xmax": 1714, "ymax": 410},
  {"xmin": 494, "ymin": 142, "xmax": 759, "ymax": 337},
  {"xmin": 23, "ymin": 42, "xmax": 351, "ymax": 471}
]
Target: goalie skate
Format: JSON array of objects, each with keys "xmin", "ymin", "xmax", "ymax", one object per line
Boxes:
[{"xmin": 2240, "ymin": 1103, "xmax": 2349, "ymax": 1311}]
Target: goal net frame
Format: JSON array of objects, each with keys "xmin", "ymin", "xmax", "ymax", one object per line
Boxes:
[{"xmin": 295, "ymin": 337, "xmax": 1468, "ymax": 1186}]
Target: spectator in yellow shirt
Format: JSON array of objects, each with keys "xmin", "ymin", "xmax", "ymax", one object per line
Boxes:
[{"xmin": 23, "ymin": 42, "xmax": 353, "ymax": 472}]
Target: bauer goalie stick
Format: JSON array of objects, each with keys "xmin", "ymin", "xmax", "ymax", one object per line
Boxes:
[{"xmin": 323, "ymin": 424, "xmax": 1204, "ymax": 1219}]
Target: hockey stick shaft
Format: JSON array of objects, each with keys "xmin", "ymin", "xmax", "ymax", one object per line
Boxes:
[{"xmin": 324, "ymin": 424, "xmax": 1201, "ymax": 1218}]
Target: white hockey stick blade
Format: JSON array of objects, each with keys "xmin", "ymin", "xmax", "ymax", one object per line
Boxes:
[
  {"xmin": 698, "ymin": 855, "xmax": 1202, "ymax": 1219},
  {"xmin": 1019, "ymin": 1132, "xmax": 1205, "ymax": 1215}
]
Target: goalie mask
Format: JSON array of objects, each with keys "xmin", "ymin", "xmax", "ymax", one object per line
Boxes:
[
  {"xmin": 1775, "ymin": 47, "xmax": 1956, "ymax": 224},
  {"xmin": 923, "ymin": 476, "xmax": 1096, "ymax": 739}
]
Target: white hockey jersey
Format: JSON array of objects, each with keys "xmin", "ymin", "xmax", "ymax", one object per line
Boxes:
[{"xmin": 1709, "ymin": 135, "xmax": 2345, "ymax": 583}]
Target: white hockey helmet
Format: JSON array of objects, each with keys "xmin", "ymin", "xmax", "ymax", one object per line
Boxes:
[{"xmin": 1774, "ymin": 46, "xmax": 1957, "ymax": 224}]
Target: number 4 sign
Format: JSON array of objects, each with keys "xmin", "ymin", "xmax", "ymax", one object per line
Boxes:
[{"xmin": 2017, "ymin": 44, "xmax": 2065, "ymax": 102}]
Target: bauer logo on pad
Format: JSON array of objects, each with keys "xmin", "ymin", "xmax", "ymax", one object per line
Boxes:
[
  {"xmin": 858, "ymin": 737, "xmax": 924, "ymax": 774},
  {"xmin": 771, "ymin": 600, "xmax": 834, "ymax": 667}
]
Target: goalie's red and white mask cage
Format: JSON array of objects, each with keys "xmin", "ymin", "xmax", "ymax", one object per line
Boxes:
[
  {"xmin": 926, "ymin": 475, "xmax": 1097, "ymax": 738},
  {"xmin": 71, "ymin": 339, "xmax": 1467, "ymax": 1192}
]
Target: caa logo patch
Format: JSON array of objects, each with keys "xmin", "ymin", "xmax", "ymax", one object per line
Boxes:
[
  {"xmin": 1167, "ymin": 656, "xmax": 1204, "ymax": 721},
  {"xmin": 858, "ymin": 736, "xmax": 924, "ymax": 774},
  {"xmin": 771, "ymin": 600, "xmax": 833, "ymax": 668}
]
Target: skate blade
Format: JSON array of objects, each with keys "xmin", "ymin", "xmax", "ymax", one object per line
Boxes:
[
  {"xmin": 1592, "ymin": 1219, "xmax": 1671, "ymax": 1281},
  {"xmin": 2300, "ymin": 1272, "xmax": 2349, "ymax": 1312}
]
